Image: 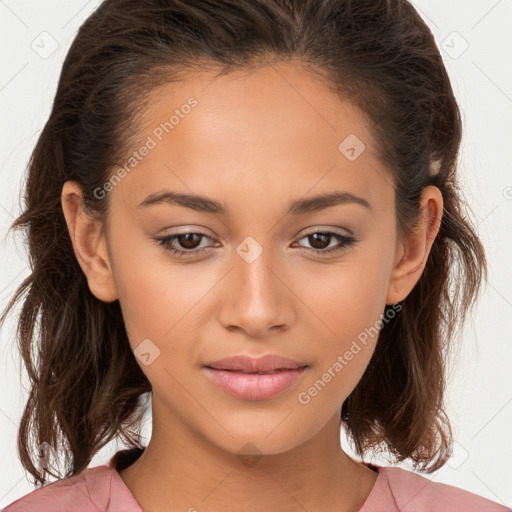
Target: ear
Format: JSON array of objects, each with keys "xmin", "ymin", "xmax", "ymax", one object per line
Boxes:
[
  {"xmin": 386, "ymin": 185, "xmax": 443, "ymax": 305},
  {"xmin": 61, "ymin": 180, "xmax": 118, "ymax": 302}
]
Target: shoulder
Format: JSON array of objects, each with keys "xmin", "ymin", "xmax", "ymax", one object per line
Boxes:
[
  {"xmin": 2, "ymin": 464, "xmax": 119, "ymax": 512},
  {"xmin": 369, "ymin": 466, "xmax": 511, "ymax": 512}
]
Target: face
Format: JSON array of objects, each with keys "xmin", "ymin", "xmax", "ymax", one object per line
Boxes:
[{"xmin": 63, "ymin": 62, "xmax": 439, "ymax": 458}]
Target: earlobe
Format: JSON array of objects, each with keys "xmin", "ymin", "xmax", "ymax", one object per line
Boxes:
[
  {"xmin": 61, "ymin": 181, "xmax": 118, "ymax": 303},
  {"xmin": 386, "ymin": 186, "xmax": 443, "ymax": 305}
]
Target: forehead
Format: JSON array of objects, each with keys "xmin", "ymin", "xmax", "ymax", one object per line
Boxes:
[{"xmin": 111, "ymin": 62, "xmax": 393, "ymax": 215}]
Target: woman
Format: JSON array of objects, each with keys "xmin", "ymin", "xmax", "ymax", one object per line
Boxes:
[{"xmin": 2, "ymin": 0, "xmax": 509, "ymax": 510}]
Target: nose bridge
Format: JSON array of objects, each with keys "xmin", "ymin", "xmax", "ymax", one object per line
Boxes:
[{"xmin": 218, "ymin": 234, "xmax": 294, "ymax": 337}]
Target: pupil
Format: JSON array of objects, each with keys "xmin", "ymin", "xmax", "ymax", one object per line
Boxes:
[
  {"xmin": 179, "ymin": 233, "xmax": 201, "ymax": 249},
  {"xmin": 309, "ymin": 233, "xmax": 329, "ymax": 249}
]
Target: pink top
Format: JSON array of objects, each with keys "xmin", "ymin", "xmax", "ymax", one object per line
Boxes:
[{"xmin": 3, "ymin": 449, "xmax": 510, "ymax": 512}]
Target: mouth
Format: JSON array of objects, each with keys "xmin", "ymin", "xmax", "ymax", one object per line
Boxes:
[{"xmin": 202, "ymin": 354, "xmax": 309, "ymax": 401}]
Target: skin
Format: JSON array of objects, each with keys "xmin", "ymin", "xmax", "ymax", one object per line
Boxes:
[{"xmin": 61, "ymin": 62, "xmax": 443, "ymax": 512}]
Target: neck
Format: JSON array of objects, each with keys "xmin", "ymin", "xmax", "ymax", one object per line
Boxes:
[{"xmin": 118, "ymin": 401, "xmax": 377, "ymax": 512}]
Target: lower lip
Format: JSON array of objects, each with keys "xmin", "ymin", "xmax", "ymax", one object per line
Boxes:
[{"xmin": 203, "ymin": 366, "xmax": 308, "ymax": 401}]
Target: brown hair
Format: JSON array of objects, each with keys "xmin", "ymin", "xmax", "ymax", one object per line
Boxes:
[{"xmin": 0, "ymin": 0, "xmax": 486, "ymax": 485}]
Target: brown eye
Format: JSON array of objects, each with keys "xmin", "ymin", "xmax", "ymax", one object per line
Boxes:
[
  {"xmin": 307, "ymin": 233, "xmax": 332, "ymax": 250},
  {"xmin": 154, "ymin": 231, "xmax": 215, "ymax": 258},
  {"xmin": 175, "ymin": 233, "xmax": 203, "ymax": 250},
  {"xmin": 295, "ymin": 231, "xmax": 356, "ymax": 255}
]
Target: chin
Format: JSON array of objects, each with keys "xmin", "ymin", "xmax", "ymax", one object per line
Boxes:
[{"xmin": 202, "ymin": 418, "xmax": 317, "ymax": 461}]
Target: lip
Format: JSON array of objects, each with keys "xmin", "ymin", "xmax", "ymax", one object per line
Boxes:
[{"xmin": 202, "ymin": 355, "xmax": 309, "ymax": 401}]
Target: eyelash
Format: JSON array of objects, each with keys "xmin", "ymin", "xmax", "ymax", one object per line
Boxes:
[{"xmin": 153, "ymin": 230, "xmax": 357, "ymax": 258}]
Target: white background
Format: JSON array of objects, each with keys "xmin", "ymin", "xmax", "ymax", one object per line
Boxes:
[{"xmin": 1, "ymin": 0, "xmax": 511, "ymax": 508}]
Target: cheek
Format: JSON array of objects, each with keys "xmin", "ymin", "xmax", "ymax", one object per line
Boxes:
[
  {"xmin": 298, "ymin": 245, "xmax": 395, "ymax": 399},
  {"xmin": 110, "ymin": 233, "xmax": 223, "ymax": 367},
  {"xmin": 108, "ymin": 229, "xmax": 186, "ymax": 345},
  {"xmin": 304, "ymin": 250, "xmax": 393, "ymax": 341}
]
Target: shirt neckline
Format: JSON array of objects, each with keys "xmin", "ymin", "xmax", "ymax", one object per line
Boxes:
[{"xmin": 106, "ymin": 448, "xmax": 387, "ymax": 512}]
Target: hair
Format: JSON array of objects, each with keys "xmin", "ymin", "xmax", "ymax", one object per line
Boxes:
[{"xmin": 0, "ymin": 0, "xmax": 486, "ymax": 486}]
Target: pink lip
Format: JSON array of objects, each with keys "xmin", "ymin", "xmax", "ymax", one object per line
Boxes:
[
  {"xmin": 203, "ymin": 367, "xmax": 308, "ymax": 400},
  {"xmin": 202, "ymin": 354, "xmax": 309, "ymax": 401}
]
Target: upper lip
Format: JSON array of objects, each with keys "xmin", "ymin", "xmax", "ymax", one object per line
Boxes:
[{"xmin": 204, "ymin": 355, "xmax": 308, "ymax": 372}]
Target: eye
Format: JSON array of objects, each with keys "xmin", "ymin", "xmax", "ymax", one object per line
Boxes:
[
  {"xmin": 153, "ymin": 231, "xmax": 217, "ymax": 258},
  {"xmin": 294, "ymin": 230, "xmax": 356, "ymax": 255}
]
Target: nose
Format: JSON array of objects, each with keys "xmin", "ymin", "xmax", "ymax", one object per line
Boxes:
[{"xmin": 217, "ymin": 242, "xmax": 296, "ymax": 339}]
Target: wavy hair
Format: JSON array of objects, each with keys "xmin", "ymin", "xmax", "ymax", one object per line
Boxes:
[{"xmin": 1, "ymin": 0, "xmax": 486, "ymax": 485}]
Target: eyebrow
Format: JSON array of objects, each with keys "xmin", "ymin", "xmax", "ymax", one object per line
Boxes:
[{"xmin": 138, "ymin": 190, "xmax": 371, "ymax": 215}]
